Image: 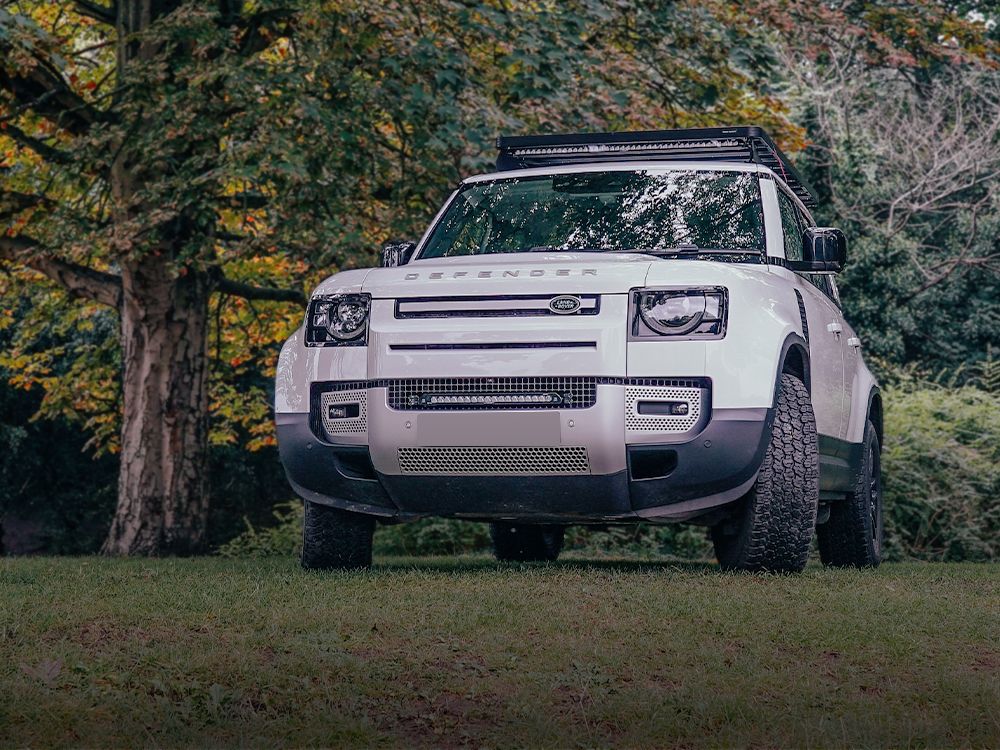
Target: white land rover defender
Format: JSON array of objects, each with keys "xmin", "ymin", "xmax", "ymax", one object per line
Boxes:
[{"xmin": 275, "ymin": 126, "xmax": 883, "ymax": 573}]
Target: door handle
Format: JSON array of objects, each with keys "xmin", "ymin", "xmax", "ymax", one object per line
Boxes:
[
  {"xmin": 826, "ymin": 322, "xmax": 843, "ymax": 335},
  {"xmin": 847, "ymin": 337, "xmax": 861, "ymax": 349}
]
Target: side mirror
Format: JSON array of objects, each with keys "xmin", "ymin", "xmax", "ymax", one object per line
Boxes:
[
  {"xmin": 790, "ymin": 227, "xmax": 847, "ymax": 273},
  {"xmin": 380, "ymin": 240, "xmax": 417, "ymax": 267}
]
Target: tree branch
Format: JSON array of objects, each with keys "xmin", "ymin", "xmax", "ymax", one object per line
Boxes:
[
  {"xmin": 0, "ymin": 235, "xmax": 121, "ymax": 307},
  {"xmin": 0, "ymin": 190, "xmax": 53, "ymax": 218},
  {"xmin": 215, "ymin": 275, "xmax": 306, "ymax": 307},
  {"xmin": 0, "ymin": 122, "xmax": 72, "ymax": 163},
  {"xmin": 73, "ymin": 0, "xmax": 116, "ymax": 25},
  {"xmin": 0, "ymin": 43, "xmax": 103, "ymax": 136}
]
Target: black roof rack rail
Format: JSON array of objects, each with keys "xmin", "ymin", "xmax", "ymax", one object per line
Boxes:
[{"xmin": 495, "ymin": 126, "xmax": 816, "ymax": 208}]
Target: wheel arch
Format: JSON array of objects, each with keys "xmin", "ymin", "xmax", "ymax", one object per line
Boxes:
[
  {"xmin": 867, "ymin": 387, "xmax": 883, "ymax": 449},
  {"xmin": 778, "ymin": 333, "xmax": 811, "ymax": 394}
]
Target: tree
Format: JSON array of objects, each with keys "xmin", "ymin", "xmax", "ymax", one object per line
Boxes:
[
  {"xmin": 765, "ymin": 0, "xmax": 1000, "ymax": 369},
  {"xmin": 0, "ymin": 0, "xmax": 805, "ymax": 554},
  {"xmin": 1, "ymin": 1, "xmax": 306, "ymax": 554}
]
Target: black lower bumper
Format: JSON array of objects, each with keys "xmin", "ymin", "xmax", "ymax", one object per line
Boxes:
[{"xmin": 276, "ymin": 408, "xmax": 773, "ymax": 523}]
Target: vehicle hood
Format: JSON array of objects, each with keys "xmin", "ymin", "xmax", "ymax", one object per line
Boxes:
[{"xmin": 358, "ymin": 252, "xmax": 654, "ymax": 297}]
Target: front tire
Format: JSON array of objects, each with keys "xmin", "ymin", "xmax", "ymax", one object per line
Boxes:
[
  {"xmin": 711, "ymin": 373, "xmax": 819, "ymax": 573},
  {"xmin": 817, "ymin": 420, "xmax": 883, "ymax": 568},
  {"xmin": 301, "ymin": 500, "xmax": 375, "ymax": 570},
  {"xmin": 490, "ymin": 523, "xmax": 564, "ymax": 562}
]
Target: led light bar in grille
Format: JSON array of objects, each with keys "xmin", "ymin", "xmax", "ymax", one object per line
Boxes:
[
  {"xmin": 415, "ymin": 392, "xmax": 564, "ymax": 407},
  {"xmin": 388, "ymin": 377, "xmax": 597, "ymax": 410}
]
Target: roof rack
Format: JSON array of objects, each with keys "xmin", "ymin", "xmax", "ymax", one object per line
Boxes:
[{"xmin": 495, "ymin": 126, "xmax": 816, "ymax": 208}]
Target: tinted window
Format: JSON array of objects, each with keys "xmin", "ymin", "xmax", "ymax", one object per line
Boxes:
[
  {"xmin": 421, "ymin": 170, "xmax": 765, "ymax": 257},
  {"xmin": 808, "ymin": 274, "xmax": 833, "ymax": 298},
  {"xmin": 776, "ymin": 189, "xmax": 803, "ymax": 261}
]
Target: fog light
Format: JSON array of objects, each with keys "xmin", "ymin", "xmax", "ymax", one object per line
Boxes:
[
  {"xmin": 327, "ymin": 403, "xmax": 360, "ymax": 419},
  {"xmin": 637, "ymin": 400, "xmax": 690, "ymax": 416}
]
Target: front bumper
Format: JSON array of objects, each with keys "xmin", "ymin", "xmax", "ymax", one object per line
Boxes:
[{"xmin": 276, "ymin": 382, "xmax": 773, "ymax": 522}]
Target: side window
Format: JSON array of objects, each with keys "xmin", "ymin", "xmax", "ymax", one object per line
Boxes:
[
  {"xmin": 776, "ymin": 190, "xmax": 803, "ymax": 261},
  {"xmin": 808, "ymin": 274, "xmax": 833, "ymax": 298},
  {"xmin": 826, "ymin": 276, "xmax": 842, "ymax": 306}
]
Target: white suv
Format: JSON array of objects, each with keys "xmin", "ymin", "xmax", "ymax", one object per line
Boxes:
[{"xmin": 275, "ymin": 126, "xmax": 883, "ymax": 572}]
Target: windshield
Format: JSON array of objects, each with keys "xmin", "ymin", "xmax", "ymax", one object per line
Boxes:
[{"xmin": 420, "ymin": 169, "xmax": 764, "ymax": 258}]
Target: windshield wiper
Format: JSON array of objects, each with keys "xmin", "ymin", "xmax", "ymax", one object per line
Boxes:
[
  {"xmin": 623, "ymin": 246, "xmax": 761, "ymax": 257},
  {"xmin": 525, "ymin": 245, "xmax": 612, "ymax": 253}
]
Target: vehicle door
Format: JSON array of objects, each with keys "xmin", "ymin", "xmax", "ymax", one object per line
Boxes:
[
  {"xmin": 830, "ymin": 277, "xmax": 861, "ymax": 440},
  {"xmin": 776, "ymin": 188, "xmax": 847, "ymax": 441}
]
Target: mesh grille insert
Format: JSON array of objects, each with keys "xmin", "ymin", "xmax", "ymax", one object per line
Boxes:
[
  {"xmin": 398, "ymin": 446, "xmax": 589, "ymax": 475},
  {"xmin": 319, "ymin": 389, "xmax": 367, "ymax": 436},
  {"xmin": 625, "ymin": 386, "xmax": 703, "ymax": 434}
]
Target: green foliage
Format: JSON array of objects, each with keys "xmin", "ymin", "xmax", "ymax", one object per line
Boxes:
[
  {"xmin": 218, "ymin": 509, "xmax": 717, "ymax": 560},
  {"xmin": 881, "ymin": 381, "xmax": 1000, "ymax": 561},
  {"xmin": 0, "ymin": 382, "xmax": 117, "ymax": 554},
  {"xmin": 374, "ymin": 518, "xmax": 492, "ymax": 557},
  {"xmin": 565, "ymin": 525, "xmax": 712, "ymax": 559},
  {"xmin": 217, "ymin": 501, "xmax": 302, "ymax": 558}
]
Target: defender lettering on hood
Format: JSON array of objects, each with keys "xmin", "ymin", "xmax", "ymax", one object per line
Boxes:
[{"xmin": 403, "ymin": 268, "xmax": 598, "ymax": 280}]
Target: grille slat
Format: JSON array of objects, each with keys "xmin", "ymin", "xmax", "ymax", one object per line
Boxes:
[
  {"xmin": 395, "ymin": 294, "xmax": 600, "ymax": 319},
  {"xmin": 398, "ymin": 446, "xmax": 590, "ymax": 475}
]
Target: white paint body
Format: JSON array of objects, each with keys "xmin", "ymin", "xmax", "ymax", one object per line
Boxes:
[{"xmin": 275, "ymin": 161, "xmax": 878, "ymax": 519}]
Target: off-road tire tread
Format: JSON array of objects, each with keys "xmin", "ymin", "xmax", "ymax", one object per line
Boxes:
[
  {"xmin": 712, "ymin": 373, "xmax": 819, "ymax": 573},
  {"xmin": 817, "ymin": 420, "xmax": 881, "ymax": 568},
  {"xmin": 301, "ymin": 500, "xmax": 375, "ymax": 570},
  {"xmin": 490, "ymin": 523, "xmax": 564, "ymax": 562}
]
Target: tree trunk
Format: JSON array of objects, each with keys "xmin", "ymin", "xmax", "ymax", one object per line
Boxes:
[{"xmin": 102, "ymin": 258, "xmax": 211, "ymax": 555}]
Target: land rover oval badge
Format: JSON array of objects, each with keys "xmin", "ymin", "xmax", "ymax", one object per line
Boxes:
[{"xmin": 549, "ymin": 295, "xmax": 582, "ymax": 314}]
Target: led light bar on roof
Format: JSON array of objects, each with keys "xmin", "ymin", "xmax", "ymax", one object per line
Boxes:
[
  {"xmin": 495, "ymin": 126, "xmax": 816, "ymax": 208},
  {"xmin": 509, "ymin": 138, "xmax": 743, "ymax": 158}
]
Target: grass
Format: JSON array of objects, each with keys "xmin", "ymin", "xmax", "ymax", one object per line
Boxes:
[{"xmin": 1, "ymin": 556, "xmax": 998, "ymax": 749}]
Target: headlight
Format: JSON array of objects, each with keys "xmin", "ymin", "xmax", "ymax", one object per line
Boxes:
[
  {"xmin": 305, "ymin": 293, "xmax": 370, "ymax": 346},
  {"xmin": 634, "ymin": 288, "xmax": 727, "ymax": 339}
]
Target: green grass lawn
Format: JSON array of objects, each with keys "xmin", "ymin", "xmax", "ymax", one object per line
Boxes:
[{"xmin": 1, "ymin": 556, "xmax": 997, "ymax": 749}]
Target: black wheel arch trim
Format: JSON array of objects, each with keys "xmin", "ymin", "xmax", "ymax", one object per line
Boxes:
[
  {"xmin": 866, "ymin": 386, "xmax": 884, "ymax": 450},
  {"xmin": 777, "ymin": 332, "xmax": 811, "ymax": 394}
]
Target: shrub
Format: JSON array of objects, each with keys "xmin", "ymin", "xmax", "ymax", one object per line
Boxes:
[
  {"xmin": 217, "ymin": 501, "xmax": 302, "ymax": 557},
  {"xmin": 881, "ymin": 383, "xmax": 1000, "ymax": 561}
]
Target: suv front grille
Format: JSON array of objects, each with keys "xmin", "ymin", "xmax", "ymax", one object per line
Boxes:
[
  {"xmin": 387, "ymin": 377, "xmax": 598, "ymax": 411},
  {"xmin": 310, "ymin": 378, "xmax": 710, "ymax": 420}
]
